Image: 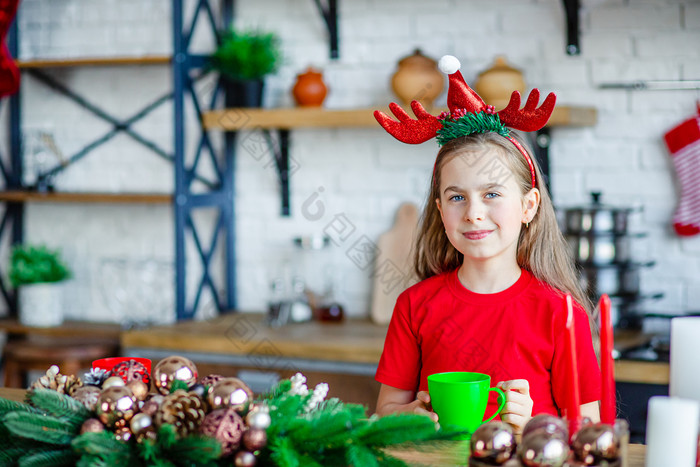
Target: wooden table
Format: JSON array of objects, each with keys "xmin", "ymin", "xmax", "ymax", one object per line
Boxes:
[{"xmin": 0, "ymin": 386, "xmax": 645, "ymax": 466}]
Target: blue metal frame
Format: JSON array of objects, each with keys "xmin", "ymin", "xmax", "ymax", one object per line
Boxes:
[{"xmin": 173, "ymin": 0, "xmax": 237, "ymax": 320}]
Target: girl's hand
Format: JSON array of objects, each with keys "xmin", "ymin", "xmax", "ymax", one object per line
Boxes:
[
  {"xmin": 412, "ymin": 391, "xmax": 439, "ymax": 422},
  {"xmin": 496, "ymin": 379, "xmax": 534, "ymax": 435},
  {"xmin": 375, "ymin": 385, "xmax": 438, "ymax": 423}
]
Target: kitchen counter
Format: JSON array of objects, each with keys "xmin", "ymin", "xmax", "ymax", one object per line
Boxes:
[
  {"xmin": 122, "ymin": 313, "xmax": 669, "ymax": 382},
  {"xmin": 121, "ymin": 313, "xmax": 387, "ymax": 364}
]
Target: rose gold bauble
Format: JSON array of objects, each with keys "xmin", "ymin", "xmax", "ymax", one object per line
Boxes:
[
  {"xmin": 470, "ymin": 421, "xmax": 515, "ymax": 464},
  {"xmin": 292, "ymin": 67, "xmax": 328, "ymax": 107},
  {"xmin": 519, "ymin": 429, "xmax": 569, "ymax": 467},
  {"xmin": 152, "ymin": 355, "xmax": 198, "ymax": 394},
  {"xmin": 234, "ymin": 451, "xmax": 257, "ymax": 467},
  {"xmin": 80, "ymin": 418, "xmax": 105, "ymax": 434},
  {"xmin": 72, "ymin": 385, "xmax": 102, "ymax": 411},
  {"xmin": 95, "ymin": 386, "xmax": 137, "ymax": 428},
  {"xmin": 474, "ymin": 56, "xmax": 526, "ymax": 111},
  {"xmin": 571, "ymin": 423, "xmax": 619, "ymax": 464},
  {"xmin": 130, "ymin": 413, "xmax": 154, "ymax": 435},
  {"xmin": 200, "ymin": 374, "xmax": 224, "ymax": 388},
  {"xmin": 114, "ymin": 426, "xmax": 133, "ymax": 442},
  {"xmin": 243, "ymin": 427, "xmax": 268, "ymax": 451},
  {"xmin": 207, "ymin": 377, "xmax": 253, "ymax": 413},
  {"xmin": 199, "ymin": 407, "xmax": 246, "ymax": 456},
  {"xmin": 102, "ymin": 375, "xmax": 126, "ymax": 389},
  {"xmin": 126, "ymin": 380, "xmax": 149, "ymax": 401},
  {"xmin": 522, "ymin": 414, "xmax": 569, "ymax": 441},
  {"xmin": 391, "ymin": 49, "xmax": 444, "ymax": 108}
]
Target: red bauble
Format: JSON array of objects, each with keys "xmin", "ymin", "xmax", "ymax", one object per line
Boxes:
[{"xmin": 110, "ymin": 359, "xmax": 151, "ymax": 386}]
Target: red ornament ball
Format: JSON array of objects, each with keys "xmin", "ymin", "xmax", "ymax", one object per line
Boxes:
[
  {"xmin": 199, "ymin": 407, "xmax": 246, "ymax": 456},
  {"xmin": 110, "ymin": 359, "xmax": 151, "ymax": 386}
]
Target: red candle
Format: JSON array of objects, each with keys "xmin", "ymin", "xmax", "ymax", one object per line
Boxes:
[
  {"xmin": 599, "ymin": 294, "xmax": 616, "ymax": 425},
  {"xmin": 565, "ymin": 294, "xmax": 581, "ymax": 438}
]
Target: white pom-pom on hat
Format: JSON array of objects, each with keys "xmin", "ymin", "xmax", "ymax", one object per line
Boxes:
[{"xmin": 438, "ymin": 55, "xmax": 461, "ymax": 75}]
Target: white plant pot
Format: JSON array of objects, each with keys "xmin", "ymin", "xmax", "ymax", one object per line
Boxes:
[{"xmin": 18, "ymin": 282, "xmax": 64, "ymax": 327}]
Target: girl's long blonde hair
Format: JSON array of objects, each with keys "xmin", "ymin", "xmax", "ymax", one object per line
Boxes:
[{"xmin": 413, "ymin": 132, "xmax": 594, "ymax": 319}]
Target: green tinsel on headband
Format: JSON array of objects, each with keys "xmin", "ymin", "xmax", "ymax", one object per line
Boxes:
[{"xmin": 436, "ymin": 110, "xmax": 510, "ymax": 146}]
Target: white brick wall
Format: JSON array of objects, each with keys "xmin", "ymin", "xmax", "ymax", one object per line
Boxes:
[{"xmin": 2, "ymin": 0, "xmax": 699, "ymax": 324}]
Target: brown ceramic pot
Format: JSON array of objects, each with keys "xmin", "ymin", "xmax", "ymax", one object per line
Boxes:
[
  {"xmin": 391, "ymin": 49, "xmax": 444, "ymax": 108},
  {"xmin": 474, "ymin": 56, "xmax": 525, "ymax": 110},
  {"xmin": 292, "ymin": 67, "xmax": 328, "ymax": 107}
]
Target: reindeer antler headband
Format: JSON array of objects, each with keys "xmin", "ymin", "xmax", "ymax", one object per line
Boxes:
[{"xmin": 374, "ymin": 55, "xmax": 556, "ymax": 188}]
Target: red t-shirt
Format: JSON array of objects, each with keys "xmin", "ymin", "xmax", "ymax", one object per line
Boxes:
[{"xmin": 375, "ymin": 268, "xmax": 601, "ymax": 417}]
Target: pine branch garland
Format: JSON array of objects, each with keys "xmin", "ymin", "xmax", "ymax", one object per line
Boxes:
[
  {"xmin": 259, "ymin": 379, "xmax": 292, "ymax": 401},
  {"xmin": 25, "ymin": 388, "xmax": 91, "ymax": 428},
  {"xmin": 2, "ymin": 411, "xmax": 76, "ymax": 445},
  {"xmin": 0, "ymin": 447, "xmax": 26, "ymax": 464},
  {"xmin": 347, "ymin": 444, "xmax": 381, "ymax": 467},
  {"xmin": 160, "ymin": 434, "xmax": 222, "ymax": 465},
  {"xmin": 0, "ymin": 397, "xmax": 44, "ymax": 416},
  {"xmin": 436, "ymin": 111, "xmax": 509, "ymax": 146},
  {"xmin": 355, "ymin": 413, "xmax": 442, "ymax": 447},
  {"xmin": 71, "ymin": 431, "xmax": 132, "ymax": 458},
  {"xmin": 18, "ymin": 448, "xmax": 76, "ymax": 467}
]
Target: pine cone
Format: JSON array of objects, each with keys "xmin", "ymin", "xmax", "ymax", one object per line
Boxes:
[
  {"xmin": 30, "ymin": 365, "xmax": 83, "ymax": 395},
  {"xmin": 154, "ymin": 389, "xmax": 207, "ymax": 438}
]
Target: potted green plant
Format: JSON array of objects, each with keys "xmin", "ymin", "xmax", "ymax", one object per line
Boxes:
[
  {"xmin": 9, "ymin": 244, "xmax": 71, "ymax": 327},
  {"xmin": 209, "ymin": 27, "xmax": 282, "ymax": 108}
]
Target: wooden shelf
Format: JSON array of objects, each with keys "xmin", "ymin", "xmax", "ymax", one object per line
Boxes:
[
  {"xmin": 202, "ymin": 105, "xmax": 597, "ymax": 131},
  {"xmin": 16, "ymin": 55, "xmax": 171, "ymax": 69},
  {"xmin": 615, "ymin": 360, "xmax": 669, "ymax": 385},
  {"xmin": 0, "ymin": 191, "xmax": 172, "ymax": 204}
]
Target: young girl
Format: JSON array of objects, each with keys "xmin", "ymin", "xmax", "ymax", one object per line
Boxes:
[{"xmin": 372, "ymin": 56, "xmax": 601, "ymax": 435}]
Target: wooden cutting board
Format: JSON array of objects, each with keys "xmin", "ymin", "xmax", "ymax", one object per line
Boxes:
[{"xmin": 370, "ymin": 202, "xmax": 419, "ymax": 325}]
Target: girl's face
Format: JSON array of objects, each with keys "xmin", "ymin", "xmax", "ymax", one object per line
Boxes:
[{"xmin": 436, "ymin": 148, "xmax": 539, "ymax": 267}]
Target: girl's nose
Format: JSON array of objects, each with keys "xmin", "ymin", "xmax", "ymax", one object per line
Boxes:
[{"xmin": 463, "ymin": 201, "xmax": 485, "ymax": 222}]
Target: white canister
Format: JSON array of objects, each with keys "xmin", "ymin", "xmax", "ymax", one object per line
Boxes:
[
  {"xmin": 18, "ymin": 282, "xmax": 64, "ymax": 327},
  {"xmin": 645, "ymin": 396, "xmax": 699, "ymax": 467},
  {"xmin": 670, "ymin": 316, "xmax": 700, "ymax": 418}
]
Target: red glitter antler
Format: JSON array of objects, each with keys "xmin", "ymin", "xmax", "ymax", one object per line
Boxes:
[
  {"xmin": 497, "ymin": 88, "xmax": 557, "ymax": 132},
  {"xmin": 373, "ymin": 100, "xmax": 443, "ymax": 144}
]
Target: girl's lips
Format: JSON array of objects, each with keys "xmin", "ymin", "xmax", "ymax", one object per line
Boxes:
[{"xmin": 463, "ymin": 230, "xmax": 493, "ymax": 240}]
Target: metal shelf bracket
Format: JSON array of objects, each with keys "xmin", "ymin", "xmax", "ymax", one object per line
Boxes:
[
  {"xmin": 563, "ymin": 0, "xmax": 581, "ymax": 55},
  {"xmin": 312, "ymin": 0, "xmax": 339, "ymax": 59}
]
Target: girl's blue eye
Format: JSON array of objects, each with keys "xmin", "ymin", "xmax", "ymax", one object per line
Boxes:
[
  {"xmin": 485, "ymin": 192, "xmax": 499, "ymax": 199},
  {"xmin": 449, "ymin": 194, "xmax": 464, "ymax": 201}
]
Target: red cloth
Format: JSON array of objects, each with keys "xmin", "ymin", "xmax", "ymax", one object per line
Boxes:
[
  {"xmin": 0, "ymin": 0, "xmax": 21, "ymax": 98},
  {"xmin": 375, "ymin": 268, "xmax": 601, "ymax": 417}
]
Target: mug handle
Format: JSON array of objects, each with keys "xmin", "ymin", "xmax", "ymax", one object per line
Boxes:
[{"xmin": 483, "ymin": 387, "xmax": 507, "ymax": 424}]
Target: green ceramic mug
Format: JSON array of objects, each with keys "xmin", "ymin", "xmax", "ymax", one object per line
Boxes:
[{"xmin": 427, "ymin": 371, "xmax": 507, "ymax": 438}]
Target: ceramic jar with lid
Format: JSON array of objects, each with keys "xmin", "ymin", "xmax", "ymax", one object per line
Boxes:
[
  {"xmin": 474, "ymin": 56, "xmax": 525, "ymax": 110},
  {"xmin": 391, "ymin": 49, "xmax": 444, "ymax": 108},
  {"xmin": 292, "ymin": 67, "xmax": 328, "ymax": 107}
]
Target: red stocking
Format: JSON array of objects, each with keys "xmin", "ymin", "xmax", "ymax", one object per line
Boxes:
[
  {"xmin": 665, "ymin": 103, "xmax": 700, "ymax": 237},
  {"xmin": 0, "ymin": 0, "xmax": 20, "ymax": 99}
]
